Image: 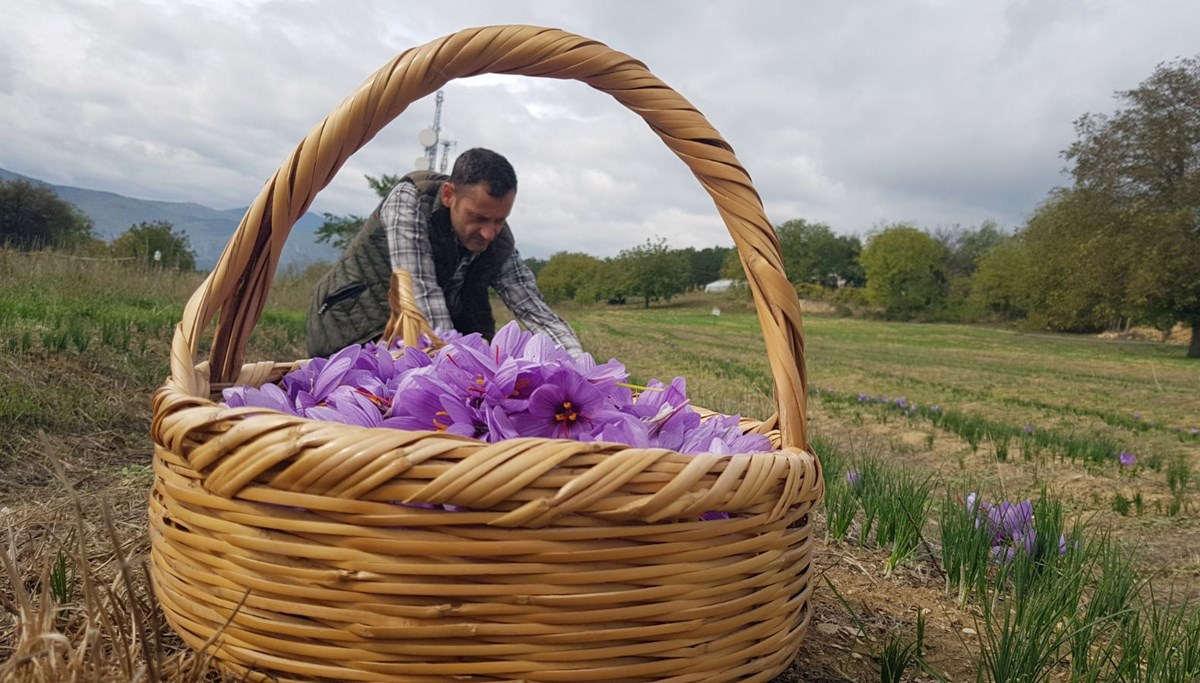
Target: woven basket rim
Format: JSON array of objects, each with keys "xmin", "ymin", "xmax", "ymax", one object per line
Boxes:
[{"xmin": 164, "ymin": 23, "xmax": 809, "ymax": 451}]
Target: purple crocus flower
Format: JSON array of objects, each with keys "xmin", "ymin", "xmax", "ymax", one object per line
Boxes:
[
  {"xmin": 678, "ymin": 413, "xmax": 771, "ymax": 455},
  {"xmin": 282, "ymin": 344, "xmax": 363, "ymax": 408},
  {"xmin": 222, "ymin": 382, "xmax": 301, "ymax": 416},
  {"xmin": 1024, "ymin": 423, "xmax": 1034, "ymax": 435},
  {"xmin": 305, "ymin": 386, "xmax": 387, "ymax": 427},
  {"xmin": 846, "ymin": 469, "xmax": 861, "ymax": 490},
  {"xmin": 220, "ymin": 320, "xmax": 773, "ymax": 457},
  {"xmin": 858, "ymin": 392, "xmax": 869, "ymax": 401},
  {"xmin": 1191, "ymin": 428, "xmax": 1199, "ymax": 437},
  {"xmin": 517, "ymin": 369, "xmax": 612, "ymax": 440},
  {"xmin": 966, "ymin": 494, "xmax": 1066, "ymax": 564},
  {"xmin": 1118, "ymin": 451, "xmax": 1136, "ymax": 467}
]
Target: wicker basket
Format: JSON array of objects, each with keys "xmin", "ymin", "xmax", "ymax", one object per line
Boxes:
[{"xmin": 150, "ymin": 25, "xmax": 822, "ymax": 683}]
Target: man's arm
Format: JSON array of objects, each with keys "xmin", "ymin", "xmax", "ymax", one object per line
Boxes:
[
  {"xmin": 493, "ymin": 248, "xmax": 584, "ymax": 357},
  {"xmin": 381, "ymin": 182, "xmax": 455, "ymax": 331}
]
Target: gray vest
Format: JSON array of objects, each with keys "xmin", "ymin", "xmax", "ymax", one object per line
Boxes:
[{"xmin": 305, "ymin": 172, "xmax": 514, "ymax": 358}]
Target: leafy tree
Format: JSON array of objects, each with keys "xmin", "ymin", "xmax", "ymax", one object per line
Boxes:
[
  {"xmin": 614, "ymin": 237, "xmax": 690, "ymax": 308},
  {"xmin": 776, "ymin": 219, "xmax": 864, "ymax": 287},
  {"xmin": 110, "ymin": 220, "xmax": 196, "ymax": 270},
  {"xmin": 0, "ymin": 179, "xmax": 94, "ymax": 250},
  {"xmin": 935, "ymin": 220, "xmax": 1008, "ymax": 280},
  {"xmin": 681, "ymin": 246, "xmax": 732, "ymax": 289},
  {"xmin": 933, "ymin": 220, "xmax": 1010, "ymax": 315},
  {"xmin": 719, "ymin": 248, "xmax": 745, "ymax": 281},
  {"xmin": 366, "ymin": 174, "xmax": 404, "ymax": 198},
  {"xmin": 859, "ymin": 224, "xmax": 947, "ymax": 318},
  {"xmin": 316, "ymin": 174, "xmax": 406, "ymax": 251},
  {"xmin": 315, "ymin": 213, "xmax": 366, "ymax": 251},
  {"xmin": 1062, "ymin": 55, "xmax": 1200, "ymax": 355},
  {"xmin": 536, "ymin": 252, "xmax": 606, "ymax": 304},
  {"xmin": 970, "ymin": 234, "xmax": 1033, "ymax": 319},
  {"xmin": 1014, "ymin": 189, "xmax": 1137, "ymax": 332},
  {"xmin": 576, "ymin": 258, "xmax": 628, "ymax": 304},
  {"xmin": 524, "ymin": 256, "xmax": 548, "ymax": 276}
]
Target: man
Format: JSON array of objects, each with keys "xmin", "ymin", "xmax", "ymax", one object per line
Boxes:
[{"xmin": 307, "ymin": 147, "xmax": 582, "ymax": 358}]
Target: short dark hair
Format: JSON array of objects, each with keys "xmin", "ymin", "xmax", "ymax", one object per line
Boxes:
[{"xmin": 449, "ymin": 148, "xmax": 517, "ymax": 197}]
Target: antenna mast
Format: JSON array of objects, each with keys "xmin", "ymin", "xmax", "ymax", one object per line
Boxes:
[{"xmin": 415, "ymin": 90, "xmax": 457, "ymax": 172}]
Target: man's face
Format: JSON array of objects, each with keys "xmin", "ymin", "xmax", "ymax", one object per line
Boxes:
[{"xmin": 441, "ymin": 181, "xmax": 515, "ymax": 253}]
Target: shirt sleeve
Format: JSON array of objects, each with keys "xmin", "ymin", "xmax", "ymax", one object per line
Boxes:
[
  {"xmin": 381, "ymin": 182, "xmax": 454, "ymax": 332},
  {"xmin": 493, "ymin": 247, "xmax": 585, "ymax": 357}
]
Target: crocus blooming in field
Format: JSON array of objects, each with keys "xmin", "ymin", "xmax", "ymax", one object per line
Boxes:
[
  {"xmin": 846, "ymin": 469, "xmax": 861, "ymax": 491},
  {"xmin": 1024, "ymin": 423, "xmax": 1034, "ymax": 435},
  {"xmin": 222, "ymin": 321, "xmax": 772, "ymax": 456},
  {"xmin": 965, "ymin": 493, "xmax": 1066, "ymax": 564},
  {"xmin": 1118, "ymin": 451, "xmax": 1137, "ymax": 467}
]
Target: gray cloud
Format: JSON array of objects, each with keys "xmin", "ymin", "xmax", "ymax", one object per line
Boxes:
[{"xmin": 4, "ymin": 0, "xmax": 1199, "ymax": 260}]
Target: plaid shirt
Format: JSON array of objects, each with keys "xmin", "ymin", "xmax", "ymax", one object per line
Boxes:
[{"xmin": 382, "ymin": 182, "xmax": 583, "ymax": 357}]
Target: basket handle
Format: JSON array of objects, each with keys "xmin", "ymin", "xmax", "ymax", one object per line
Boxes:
[
  {"xmin": 380, "ymin": 269, "xmax": 443, "ymax": 350},
  {"xmin": 171, "ymin": 25, "xmax": 808, "ymax": 450}
]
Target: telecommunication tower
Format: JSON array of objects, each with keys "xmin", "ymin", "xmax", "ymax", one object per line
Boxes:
[{"xmin": 415, "ymin": 90, "xmax": 456, "ymax": 172}]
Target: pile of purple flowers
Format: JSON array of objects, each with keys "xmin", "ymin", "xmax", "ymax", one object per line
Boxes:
[
  {"xmin": 965, "ymin": 493, "xmax": 1067, "ymax": 564},
  {"xmin": 222, "ymin": 321, "xmax": 771, "ymax": 455}
]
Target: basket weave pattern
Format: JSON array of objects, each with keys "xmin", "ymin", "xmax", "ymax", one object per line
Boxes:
[{"xmin": 150, "ymin": 25, "xmax": 822, "ymax": 682}]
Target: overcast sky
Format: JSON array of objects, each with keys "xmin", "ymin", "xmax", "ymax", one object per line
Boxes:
[{"xmin": 4, "ymin": 0, "xmax": 1199, "ymax": 259}]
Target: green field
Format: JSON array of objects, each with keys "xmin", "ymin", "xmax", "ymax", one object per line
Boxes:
[{"xmin": 2, "ymin": 251, "xmax": 1199, "ymax": 682}]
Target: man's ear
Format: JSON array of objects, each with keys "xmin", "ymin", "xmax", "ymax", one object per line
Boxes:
[{"xmin": 440, "ymin": 182, "xmax": 455, "ymax": 207}]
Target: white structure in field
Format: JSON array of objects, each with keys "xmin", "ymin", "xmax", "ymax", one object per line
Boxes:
[{"xmin": 704, "ymin": 278, "xmax": 738, "ymax": 293}]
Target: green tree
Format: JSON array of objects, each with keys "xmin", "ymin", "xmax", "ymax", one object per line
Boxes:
[
  {"xmin": 682, "ymin": 246, "xmax": 732, "ymax": 289},
  {"xmin": 1015, "ymin": 189, "xmax": 1135, "ymax": 332},
  {"xmin": 524, "ymin": 256, "xmax": 548, "ymax": 276},
  {"xmin": 0, "ymin": 179, "xmax": 94, "ymax": 250},
  {"xmin": 859, "ymin": 224, "xmax": 947, "ymax": 318},
  {"xmin": 315, "ymin": 174, "xmax": 405, "ymax": 251},
  {"xmin": 1061, "ymin": 55, "xmax": 1200, "ymax": 356},
  {"xmin": 718, "ymin": 248, "xmax": 745, "ymax": 281},
  {"xmin": 969, "ymin": 234, "xmax": 1033, "ymax": 319},
  {"xmin": 934, "ymin": 220, "xmax": 1009, "ymax": 315},
  {"xmin": 110, "ymin": 220, "xmax": 196, "ymax": 270},
  {"xmin": 935, "ymin": 220, "xmax": 1008, "ymax": 280},
  {"xmin": 535, "ymin": 252, "xmax": 606, "ymax": 304},
  {"xmin": 614, "ymin": 237, "xmax": 690, "ymax": 308},
  {"xmin": 776, "ymin": 219, "xmax": 864, "ymax": 287},
  {"xmin": 315, "ymin": 213, "xmax": 366, "ymax": 251},
  {"xmin": 576, "ymin": 258, "xmax": 627, "ymax": 304}
]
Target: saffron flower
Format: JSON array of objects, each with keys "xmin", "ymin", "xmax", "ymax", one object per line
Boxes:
[
  {"xmin": 1118, "ymin": 451, "xmax": 1137, "ymax": 467},
  {"xmin": 221, "ymin": 321, "xmax": 771, "ymax": 456},
  {"xmin": 518, "ymin": 369, "xmax": 612, "ymax": 440},
  {"xmin": 965, "ymin": 493, "xmax": 1066, "ymax": 564},
  {"xmin": 846, "ymin": 469, "xmax": 861, "ymax": 490}
]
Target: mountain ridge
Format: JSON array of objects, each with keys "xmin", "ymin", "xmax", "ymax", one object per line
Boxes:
[{"xmin": 0, "ymin": 167, "xmax": 337, "ymax": 270}]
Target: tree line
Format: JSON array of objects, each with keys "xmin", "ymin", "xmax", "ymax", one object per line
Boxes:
[
  {"xmin": 6, "ymin": 55, "xmax": 1196, "ymax": 356},
  {"xmin": 853, "ymin": 56, "xmax": 1199, "ymax": 358},
  {"xmin": 529, "ymin": 55, "xmax": 1200, "ymax": 358},
  {"xmin": 0, "ymin": 179, "xmax": 197, "ymax": 270}
]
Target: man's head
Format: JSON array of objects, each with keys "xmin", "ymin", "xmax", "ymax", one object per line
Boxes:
[{"xmin": 441, "ymin": 148, "xmax": 518, "ymax": 253}]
